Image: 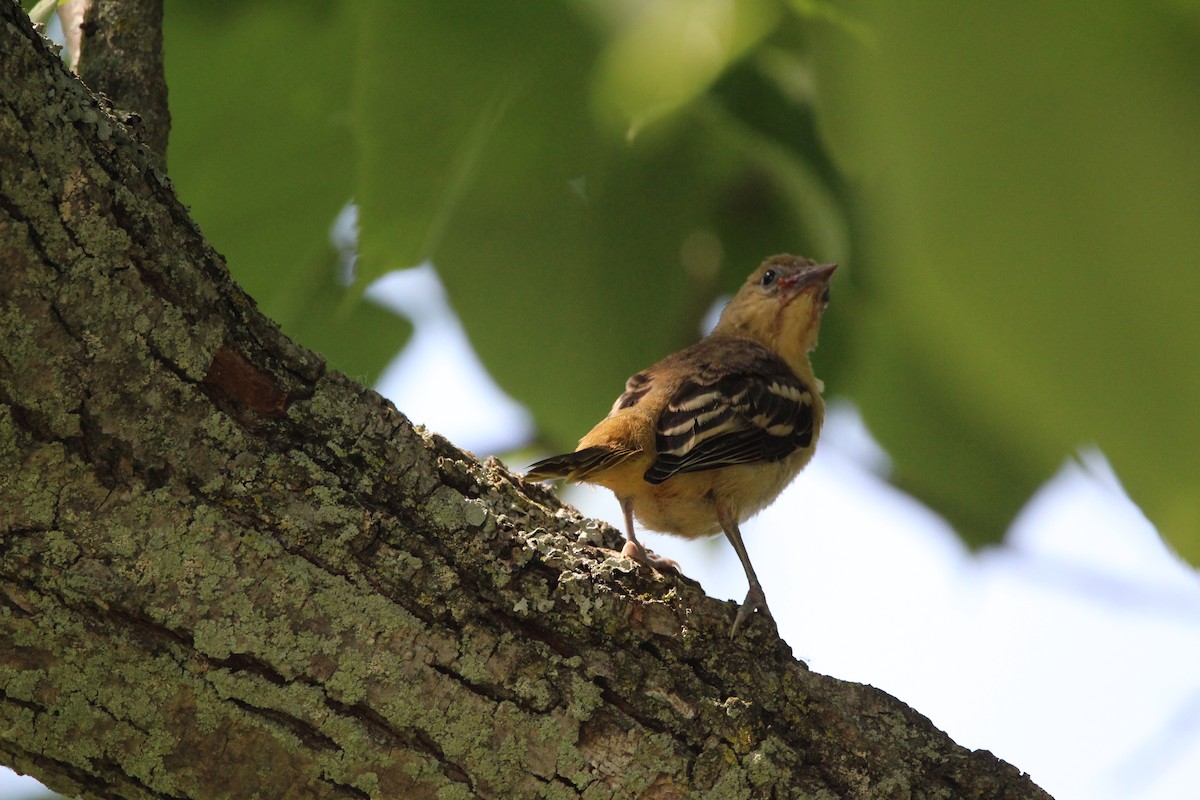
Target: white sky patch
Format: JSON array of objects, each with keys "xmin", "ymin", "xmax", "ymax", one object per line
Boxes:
[{"xmin": 366, "ymin": 264, "xmax": 533, "ymax": 455}]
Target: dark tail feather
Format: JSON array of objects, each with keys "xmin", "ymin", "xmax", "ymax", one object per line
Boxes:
[{"xmin": 526, "ymin": 445, "xmax": 638, "ymax": 482}]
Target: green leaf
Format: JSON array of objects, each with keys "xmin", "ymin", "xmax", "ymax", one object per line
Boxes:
[
  {"xmin": 284, "ymin": 252, "xmax": 410, "ymax": 386},
  {"xmin": 811, "ymin": 1, "xmax": 1200, "ymax": 553},
  {"xmin": 164, "ymin": 0, "xmax": 408, "ymax": 383},
  {"xmin": 589, "ymin": 0, "xmax": 781, "ymax": 137}
]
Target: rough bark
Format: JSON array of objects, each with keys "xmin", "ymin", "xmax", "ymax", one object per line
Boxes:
[
  {"xmin": 0, "ymin": 4, "xmax": 1052, "ymax": 799},
  {"xmin": 72, "ymin": 0, "xmax": 171, "ymax": 172}
]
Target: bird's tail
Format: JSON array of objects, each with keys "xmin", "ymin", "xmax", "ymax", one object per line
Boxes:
[{"xmin": 525, "ymin": 445, "xmax": 639, "ymax": 483}]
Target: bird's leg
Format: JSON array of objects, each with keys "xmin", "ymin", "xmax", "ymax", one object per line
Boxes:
[
  {"xmin": 618, "ymin": 497, "xmax": 680, "ymax": 574},
  {"xmin": 717, "ymin": 502, "xmax": 774, "ymax": 637}
]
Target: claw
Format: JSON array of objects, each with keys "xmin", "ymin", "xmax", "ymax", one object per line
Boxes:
[
  {"xmin": 730, "ymin": 583, "xmax": 774, "ymax": 638},
  {"xmin": 620, "ymin": 539, "xmax": 681, "ymax": 576}
]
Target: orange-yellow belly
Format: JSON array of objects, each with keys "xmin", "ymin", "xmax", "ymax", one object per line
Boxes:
[{"xmin": 583, "ymin": 449, "xmax": 813, "ymax": 539}]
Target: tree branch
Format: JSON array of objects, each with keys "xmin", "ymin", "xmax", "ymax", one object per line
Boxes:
[
  {"xmin": 68, "ymin": 0, "xmax": 170, "ymax": 171},
  {"xmin": 0, "ymin": 4, "xmax": 1051, "ymax": 798}
]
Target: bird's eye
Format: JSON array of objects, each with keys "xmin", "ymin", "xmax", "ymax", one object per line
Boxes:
[{"xmin": 760, "ymin": 269, "xmax": 778, "ymax": 288}]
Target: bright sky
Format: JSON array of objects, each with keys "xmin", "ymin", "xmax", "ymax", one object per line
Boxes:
[{"xmin": 6, "ymin": 263, "xmax": 1197, "ymax": 800}]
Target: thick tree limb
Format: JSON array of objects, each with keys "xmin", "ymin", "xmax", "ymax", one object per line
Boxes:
[{"xmin": 0, "ymin": 4, "xmax": 1051, "ymax": 798}]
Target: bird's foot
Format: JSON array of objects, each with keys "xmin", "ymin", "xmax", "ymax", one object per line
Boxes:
[
  {"xmin": 621, "ymin": 540, "xmax": 681, "ymax": 576},
  {"xmin": 730, "ymin": 583, "xmax": 774, "ymax": 638}
]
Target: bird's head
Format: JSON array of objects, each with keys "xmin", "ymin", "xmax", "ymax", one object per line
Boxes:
[{"xmin": 715, "ymin": 254, "xmax": 837, "ymax": 371}]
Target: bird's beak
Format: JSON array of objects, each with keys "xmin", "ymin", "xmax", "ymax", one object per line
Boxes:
[{"xmin": 779, "ymin": 262, "xmax": 837, "ymax": 296}]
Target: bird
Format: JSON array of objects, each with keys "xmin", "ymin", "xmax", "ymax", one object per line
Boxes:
[{"xmin": 525, "ymin": 254, "xmax": 836, "ymax": 636}]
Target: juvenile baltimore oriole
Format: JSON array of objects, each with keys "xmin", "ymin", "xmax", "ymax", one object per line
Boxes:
[{"xmin": 527, "ymin": 254, "xmax": 836, "ymax": 636}]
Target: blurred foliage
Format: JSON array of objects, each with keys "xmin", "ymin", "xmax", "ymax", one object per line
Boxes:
[
  {"xmin": 153, "ymin": 1, "xmax": 1199, "ymax": 559},
  {"xmin": 808, "ymin": 0, "xmax": 1200, "ymax": 556},
  {"xmin": 355, "ymin": 0, "xmax": 848, "ymax": 446},
  {"xmin": 163, "ymin": 1, "xmax": 409, "ymax": 383}
]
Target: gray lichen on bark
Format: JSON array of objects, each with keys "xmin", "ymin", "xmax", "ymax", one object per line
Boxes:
[
  {"xmin": 61, "ymin": 0, "xmax": 171, "ymax": 171},
  {"xmin": 0, "ymin": 3, "xmax": 1053, "ymax": 798}
]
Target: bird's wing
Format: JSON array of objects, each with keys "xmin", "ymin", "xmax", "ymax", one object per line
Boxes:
[
  {"xmin": 643, "ymin": 353, "xmax": 815, "ymax": 485},
  {"xmin": 611, "ymin": 369, "xmax": 653, "ymax": 412}
]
